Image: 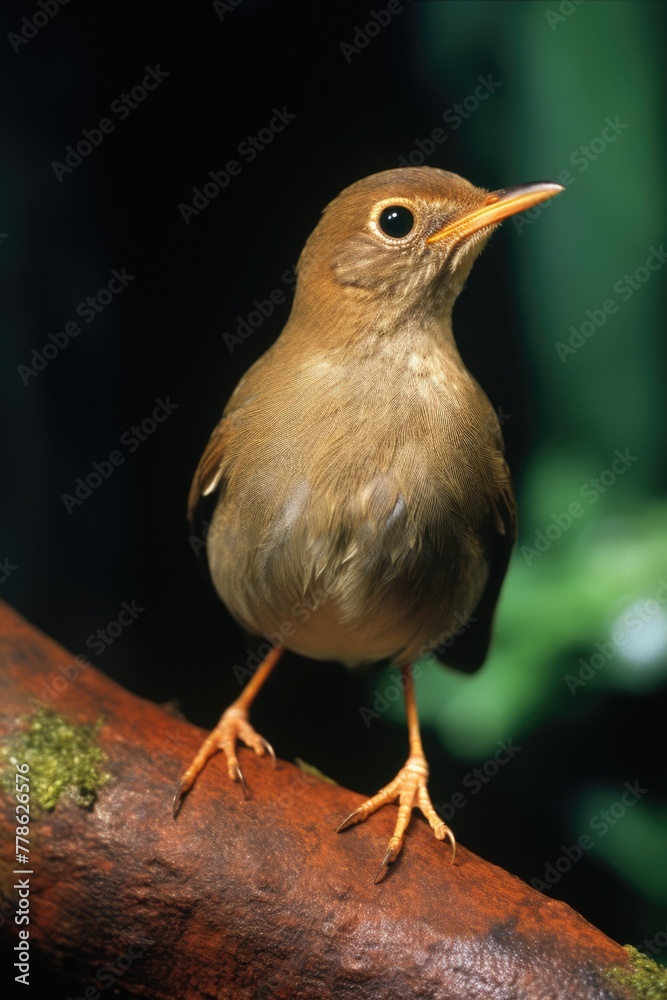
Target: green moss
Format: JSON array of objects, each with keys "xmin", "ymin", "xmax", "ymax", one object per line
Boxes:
[
  {"xmin": 295, "ymin": 757, "xmax": 338, "ymax": 785},
  {"xmin": 606, "ymin": 946, "xmax": 667, "ymax": 999},
  {"xmin": 0, "ymin": 709, "xmax": 111, "ymax": 811}
]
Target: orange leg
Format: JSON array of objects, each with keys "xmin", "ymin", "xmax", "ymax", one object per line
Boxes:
[
  {"xmin": 337, "ymin": 663, "xmax": 455, "ymax": 882},
  {"xmin": 173, "ymin": 646, "xmax": 283, "ymax": 817}
]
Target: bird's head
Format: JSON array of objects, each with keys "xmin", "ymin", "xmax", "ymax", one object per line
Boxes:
[{"xmin": 295, "ymin": 167, "xmax": 563, "ymax": 321}]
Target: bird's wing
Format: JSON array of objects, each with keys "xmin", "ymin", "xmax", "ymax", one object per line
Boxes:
[
  {"xmin": 440, "ymin": 467, "xmax": 517, "ymax": 674},
  {"xmin": 187, "ymin": 417, "xmax": 231, "ymax": 526},
  {"xmin": 187, "ymin": 347, "xmax": 277, "ymax": 526}
]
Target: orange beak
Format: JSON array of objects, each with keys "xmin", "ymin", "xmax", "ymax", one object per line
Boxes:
[{"xmin": 426, "ymin": 181, "xmax": 565, "ymax": 246}]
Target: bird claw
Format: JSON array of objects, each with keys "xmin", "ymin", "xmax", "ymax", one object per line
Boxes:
[
  {"xmin": 336, "ymin": 807, "xmax": 363, "ymax": 834},
  {"xmin": 444, "ymin": 825, "xmax": 457, "ymax": 863},
  {"xmin": 373, "ymin": 847, "xmax": 397, "ymax": 884},
  {"xmin": 261, "ymin": 737, "xmax": 277, "ymax": 768},
  {"xmin": 336, "ymin": 754, "xmax": 455, "ymax": 882},
  {"xmin": 234, "ymin": 764, "xmax": 249, "ymax": 799},
  {"xmin": 172, "ymin": 707, "xmax": 275, "ymax": 816},
  {"xmin": 172, "ymin": 780, "xmax": 188, "ymax": 819}
]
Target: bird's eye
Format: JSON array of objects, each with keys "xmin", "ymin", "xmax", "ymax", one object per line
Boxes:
[{"xmin": 378, "ymin": 205, "xmax": 414, "ymax": 238}]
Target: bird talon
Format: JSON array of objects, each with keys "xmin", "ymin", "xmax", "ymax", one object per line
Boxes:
[
  {"xmin": 172, "ymin": 781, "xmax": 188, "ymax": 819},
  {"xmin": 337, "ymin": 807, "xmax": 363, "ymax": 833},
  {"xmin": 261, "ymin": 737, "xmax": 277, "ymax": 768},
  {"xmin": 373, "ymin": 848, "xmax": 396, "ymax": 884},
  {"xmin": 234, "ymin": 764, "xmax": 249, "ymax": 798},
  {"xmin": 172, "ymin": 672, "xmax": 279, "ymax": 811},
  {"xmin": 445, "ymin": 826, "xmax": 457, "ymax": 863},
  {"xmin": 337, "ymin": 737, "xmax": 456, "ymax": 881}
]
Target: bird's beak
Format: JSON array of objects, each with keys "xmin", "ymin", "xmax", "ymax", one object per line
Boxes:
[{"xmin": 426, "ymin": 181, "xmax": 565, "ymax": 246}]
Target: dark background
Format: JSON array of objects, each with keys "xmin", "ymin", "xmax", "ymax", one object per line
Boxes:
[{"xmin": 2, "ymin": 0, "xmax": 666, "ymax": 994}]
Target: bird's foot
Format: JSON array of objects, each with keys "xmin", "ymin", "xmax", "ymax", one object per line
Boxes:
[
  {"xmin": 337, "ymin": 753, "xmax": 455, "ymax": 883},
  {"xmin": 173, "ymin": 705, "xmax": 275, "ymax": 817}
]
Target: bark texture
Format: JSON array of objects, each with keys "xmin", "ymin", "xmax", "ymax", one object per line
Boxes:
[{"xmin": 0, "ymin": 602, "xmax": 640, "ymax": 999}]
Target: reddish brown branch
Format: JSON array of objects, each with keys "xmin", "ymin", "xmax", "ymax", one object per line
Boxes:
[{"xmin": 0, "ymin": 602, "xmax": 636, "ymax": 999}]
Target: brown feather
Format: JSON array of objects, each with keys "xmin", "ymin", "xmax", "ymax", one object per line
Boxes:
[{"xmin": 189, "ymin": 168, "xmax": 522, "ymax": 670}]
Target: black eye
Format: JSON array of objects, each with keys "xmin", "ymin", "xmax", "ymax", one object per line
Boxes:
[{"xmin": 378, "ymin": 205, "xmax": 414, "ymax": 238}]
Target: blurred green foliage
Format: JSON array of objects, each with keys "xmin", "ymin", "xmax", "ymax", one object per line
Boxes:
[{"xmin": 377, "ymin": 0, "xmax": 666, "ymax": 942}]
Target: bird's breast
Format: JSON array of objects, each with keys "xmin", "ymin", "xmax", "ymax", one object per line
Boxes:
[{"xmin": 207, "ymin": 353, "xmax": 496, "ymax": 667}]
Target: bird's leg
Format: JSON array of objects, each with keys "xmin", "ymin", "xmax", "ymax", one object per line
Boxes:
[
  {"xmin": 173, "ymin": 645, "xmax": 282, "ymax": 817},
  {"xmin": 337, "ymin": 663, "xmax": 455, "ymax": 883}
]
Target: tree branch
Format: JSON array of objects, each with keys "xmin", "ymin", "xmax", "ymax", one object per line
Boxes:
[{"xmin": 0, "ymin": 602, "xmax": 643, "ymax": 999}]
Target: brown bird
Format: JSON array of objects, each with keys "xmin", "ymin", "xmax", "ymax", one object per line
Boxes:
[{"xmin": 175, "ymin": 166, "xmax": 564, "ymax": 881}]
